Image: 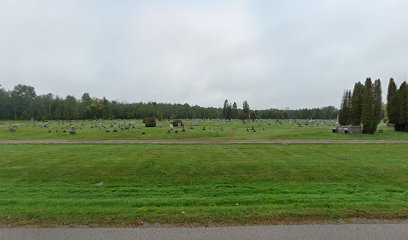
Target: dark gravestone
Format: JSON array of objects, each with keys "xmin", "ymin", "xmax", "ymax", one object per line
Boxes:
[{"xmin": 70, "ymin": 126, "xmax": 76, "ymax": 135}]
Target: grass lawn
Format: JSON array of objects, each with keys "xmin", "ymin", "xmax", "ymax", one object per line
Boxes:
[
  {"xmin": 0, "ymin": 144, "xmax": 407, "ymax": 226},
  {"xmin": 1, "ymin": 119, "xmax": 408, "ymax": 140}
]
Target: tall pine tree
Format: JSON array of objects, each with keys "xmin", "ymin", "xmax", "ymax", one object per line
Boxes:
[
  {"xmin": 372, "ymin": 79, "xmax": 382, "ymax": 133},
  {"xmin": 243, "ymin": 101, "xmax": 250, "ymax": 118},
  {"xmin": 387, "ymin": 78, "xmax": 398, "ymax": 124},
  {"xmin": 338, "ymin": 90, "xmax": 351, "ymax": 125},
  {"xmin": 226, "ymin": 103, "xmax": 232, "ymax": 120},
  {"xmin": 223, "ymin": 99, "xmax": 229, "ymax": 119},
  {"xmin": 232, "ymin": 102, "xmax": 238, "ymax": 119},
  {"xmin": 397, "ymin": 82, "xmax": 408, "ymax": 131},
  {"xmin": 350, "ymin": 82, "xmax": 364, "ymax": 126},
  {"xmin": 361, "ymin": 78, "xmax": 374, "ymax": 134}
]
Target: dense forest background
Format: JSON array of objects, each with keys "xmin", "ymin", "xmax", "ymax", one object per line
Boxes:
[{"xmin": 0, "ymin": 84, "xmax": 338, "ymax": 120}]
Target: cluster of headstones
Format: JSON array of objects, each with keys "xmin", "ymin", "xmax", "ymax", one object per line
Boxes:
[
  {"xmin": 45, "ymin": 125, "xmax": 76, "ymax": 134},
  {"xmin": 32, "ymin": 120, "xmax": 141, "ymax": 134},
  {"xmin": 258, "ymin": 119, "xmax": 336, "ymax": 127},
  {"xmin": 8, "ymin": 125, "xmax": 17, "ymax": 132},
  {"xmin": 289, "ymin": 119, "xmax": 336, "ymax": 127},
  {"xmin": 104, "ymin": 123, "xmax": 136, "ymax": 133},
  {"xmin": 30, "ymin": 119, "xmax": 186, "ymax": 136},
  {"xmin": 246, "ymin": 126, "xmax": 257, "ymax": 132},
  {"xmin": 168, "ymin": 122, "xmax": 185, "ymax": 133},
  {"xmin": 22, "ymin": 118, "xmax": 338, "ymax": 136},
  {"xmin": 30, "ymin": 121, "xmax": 75, "ymax": 134}
]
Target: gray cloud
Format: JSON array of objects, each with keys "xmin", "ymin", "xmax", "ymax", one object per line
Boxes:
[{"xmin": 1, "ymin": 0, "xmax": 408, "ymax": 109}]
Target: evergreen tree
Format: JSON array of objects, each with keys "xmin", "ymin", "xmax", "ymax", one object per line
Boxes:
[
  {"xmin": 338, "ymin": 90, "xmax": 351, "ymax": 125},
  {"xmin": 361, "ymin": 78, "xmax": 374, "ymax": 133},
  {"xmin": 226, "ymin": 103, "xmax": 233, "ymax": 120},
  {"xmin": 350, "ymin": 82, "xmax": 364, "ymax": 126},
  {"xmin": 232, "ymin": 102, "xmax": 238, "ymax": 119},
  {"xmin": 243, "ymin": 101, "xmax": 250, "ymax": 118},
  {"xmin": 249, "ymin": 111, "xmax": 256, "ymax": 121},
  {"xmin": 372, "ymin": 79, "xmax": 382, "ymax": 133},
  {"xmin": 387, "ymin": 78, "xmax": 398, "ymax": 124},
  {"xmin": 397, "ymin": 82, "xmax": 408, "ymax": 131},
  {"xmin": 222, "ymin": 99, "xmax": 229, "ymax": 119}
]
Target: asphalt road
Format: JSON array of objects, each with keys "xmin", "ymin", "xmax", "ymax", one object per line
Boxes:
[
  {"xmin": 2, "ymin": 139, "xmax": 408, "ymax": 144},
  {"xmin": 1, "ymin": 224, "xmax": 407, "ymax": 240}
]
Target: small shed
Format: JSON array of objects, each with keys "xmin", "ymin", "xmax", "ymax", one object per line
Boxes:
[{"xmin": 332, "ymin": 125, "xmax": 362, "ymax": 134}]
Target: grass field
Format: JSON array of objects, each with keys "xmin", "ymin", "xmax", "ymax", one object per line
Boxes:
[
  {"xmin": 1, "ymin": 144, "xmax": 407, "ymax": 226},
  {"xmin": 1, "ymin": 119, "xmax": 408, "ymax": 140}
]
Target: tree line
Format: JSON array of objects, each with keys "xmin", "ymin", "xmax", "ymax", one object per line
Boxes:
[
  {"xmin": 0, "ymin": 84, "xmax": 338, "ymax": 120},
  {"xmin": 222, "ymin": 99, "xmax": 338, "ymax": 120},
  {"xmin": 222, "ymin": 100, "xmax": 256, "ymax": 121},
  {"xmin": 338, "ymin": 78, "xmax": 382, "ymax": 134},
  {"xmin": 387, "ymin": 78, "xmax": 408, "ymax": 131}
]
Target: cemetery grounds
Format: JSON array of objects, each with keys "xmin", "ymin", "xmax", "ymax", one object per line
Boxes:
[{"xmin": 0, "ymin": 119, "xmax": 407, "ymax": 226}]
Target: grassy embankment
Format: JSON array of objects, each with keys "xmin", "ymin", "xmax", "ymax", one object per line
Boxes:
[{"xmin": 0, "ymin": 144, "xmax": 407, "ymax": 225}]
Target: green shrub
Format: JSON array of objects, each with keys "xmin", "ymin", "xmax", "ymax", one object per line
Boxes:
[
  {"xmin": 144, "ymin": 117, "xmax": 156, "ymax": 127},
  {"xmin": 172, "ymin": 119, "xmax": 183, "ymax": 127}
]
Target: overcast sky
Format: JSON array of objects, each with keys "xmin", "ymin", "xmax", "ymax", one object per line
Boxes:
[{"xmin": 1, "ymin": 0, "xmax": 408, "ymax": 109}]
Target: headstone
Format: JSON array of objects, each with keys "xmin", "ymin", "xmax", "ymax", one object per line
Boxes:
[{"xmin": 8, "ymin": 125, "xmax": 16, "ymax": 132}]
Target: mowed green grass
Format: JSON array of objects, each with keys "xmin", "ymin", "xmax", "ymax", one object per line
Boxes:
[
  {"xmin": 0, "ymin": 144, "xmax": 407, "ymax": 225},
  {"xmin": 1, "ymin": 119, "xmax": 408, "ymax": 140}
]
